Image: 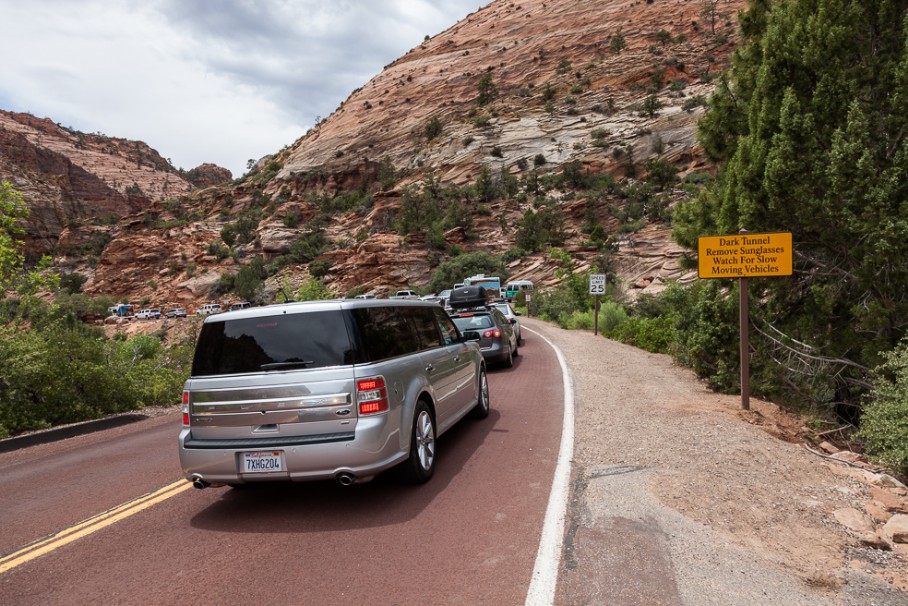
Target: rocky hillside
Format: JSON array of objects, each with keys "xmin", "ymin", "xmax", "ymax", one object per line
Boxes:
[
  {"xmin": 0, "ymin": 110, "xmax": 231, "ymax": 256},
  {"xmin": 2, "ymin": 0, "xmax": 747, "ymax": 311}
]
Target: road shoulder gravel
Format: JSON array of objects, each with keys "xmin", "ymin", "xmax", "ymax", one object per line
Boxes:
[{"xmin": 522, "ymin": 318, "xmax": 908, "ymax": 606}]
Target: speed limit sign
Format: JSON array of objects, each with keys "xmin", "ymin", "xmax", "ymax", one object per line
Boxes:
[{"xmin": 589, "ymin": 274, "xmax": 606, "ymax": 295}]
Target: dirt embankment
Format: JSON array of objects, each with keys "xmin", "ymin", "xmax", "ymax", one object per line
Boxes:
[{"xmin": 522, "ymin": 318, "xmax": 908, "ymax": 606}]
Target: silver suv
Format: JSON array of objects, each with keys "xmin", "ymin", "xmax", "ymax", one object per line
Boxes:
[{"xmin": 179, "ymin": 299, "xmax": 489, "ymax": 488}]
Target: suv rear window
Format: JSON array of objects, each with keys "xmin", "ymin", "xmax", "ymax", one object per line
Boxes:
[
  {"xmin": 451, "ymin": 313, "xmax": 495, "ymax": 331},
  {"xmin": 192, "ymin": 311, "xmax": 354, "ymax": 376}
]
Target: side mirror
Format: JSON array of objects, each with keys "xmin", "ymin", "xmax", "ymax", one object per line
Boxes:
[
  {"xmin": 462, "ymin": 330, "xmax": 481, "ymax": 342},
  {"xmin": 509, "ymin": 318, "xmax": 517, "ymax": 325}
]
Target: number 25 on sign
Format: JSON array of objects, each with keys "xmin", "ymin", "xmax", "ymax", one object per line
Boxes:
[{"xmin": 589, "ymin": 274, "xmax": 606, "ymax": 294}]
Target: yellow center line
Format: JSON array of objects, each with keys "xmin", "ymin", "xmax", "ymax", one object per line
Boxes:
[{"xmin": 0, "ymin": 479, "xmax": 193, "ymax": 574}]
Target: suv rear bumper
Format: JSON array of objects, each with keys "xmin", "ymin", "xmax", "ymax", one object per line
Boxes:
[{"xmin": 178, "ymin": 419, "xmax": 407, "ymax": 484}]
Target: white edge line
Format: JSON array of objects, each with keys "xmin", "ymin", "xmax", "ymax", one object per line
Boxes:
[{"xmin": 524, "ymin": 326, "xmax": 575, "ymax": 606}]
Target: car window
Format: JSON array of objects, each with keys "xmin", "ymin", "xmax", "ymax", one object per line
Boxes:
[
  {"xmin": 410, "ymin": 307, "xmax": 442, "ymax": 350},
  {"xmin": 433, "ymin": 308, "xmax": 460, "ymax": 345},
  {"xmin": 451, "ymin": 314, "xmax": 494, "ymax": 331},
  {"xmin": 192, "ymin": 311, "xmax": 354, "ymax": 376},
  {"xmin": 351, "ymin": 306, "xmax": 420, "ymax": 362}
]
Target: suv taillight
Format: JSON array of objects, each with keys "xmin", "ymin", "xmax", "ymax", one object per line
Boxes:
[
  {"xmin": 182, "ymin": 391, "xmax": 190, "ymax": 426},
  {"xmin": 357, "ymin": 376, "xmax": 389, "ymax": 415}
]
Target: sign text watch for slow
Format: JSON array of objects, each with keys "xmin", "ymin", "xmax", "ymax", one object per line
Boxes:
[{"xmin": 697, "ymin": 232, "xmax": 792, "ymax": 278}]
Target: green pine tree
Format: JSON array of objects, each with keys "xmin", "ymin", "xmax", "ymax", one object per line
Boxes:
[{"xmin": 673, "ymin": 0, "xmax": 908, "ymax": 409}]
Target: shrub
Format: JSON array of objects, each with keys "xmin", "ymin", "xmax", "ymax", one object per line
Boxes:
[
  {"xmin": 641, "ymin": 95, "xmax": 663, "ymax": 117},
  {"xmin": 293, "ymin": 277, "xmax": 334, "ymax": 302},
  {"xmin": 309, "ymin": 259, "xmax": 333, "ymax": 278},
  {"xmin": 562, "ymin": 310, "xmax": 595, "ymax": 331},
  {"xmin": 857, "ymin": 339, "xmax": 908, "ymax": 476},
  {"xmin": 289, "ymin": 230, "xmax": 329, "ymax": 263},
  {"xmin": 424, "ymin": 117, "xmax": 443, "ymax": 141},
  {"xmin": 283, "ymin": 211, "xmax": 301, "ymax": 228},
  {"xmin": 207, "ymin": 242, "xmax": 230, "ymax": 260},
  {"xmin": 599, "ymin": 301, "xmax": 629, "ymax": 332},
  {"xmin": 476, "ymin": 73, "xmax": 498, "ymax": 106},
  {"xmin": 607, "ymin": 315, "xmax": 677, "ymax": 354},
  {"xmin": 515, "ymin": 206, "xmax": 566, "ymax": 252},
  {"xmin": 0, "ymin": 315, "xmax": 193, "ymax": 437},
  {"xmin": 377, "ymin": 157, "xmax": 398, "ymax": 191},
  {"xmin": 682, "ymin": 95, "xmax": 708, "ymax": 112},
  {"xmin": 591, "ymin": 128, "xmax": 609, "ymax": 141}
]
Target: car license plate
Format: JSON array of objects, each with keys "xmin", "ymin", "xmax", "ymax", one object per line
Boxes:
[{"xmin": 242, "ymin": 451, "xmax": 283, "ymax": 473}]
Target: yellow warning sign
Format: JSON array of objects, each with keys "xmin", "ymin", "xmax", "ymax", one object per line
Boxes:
[{"xmin": 698, "ymin": 232, "xmax": 792, "ymax": 278}]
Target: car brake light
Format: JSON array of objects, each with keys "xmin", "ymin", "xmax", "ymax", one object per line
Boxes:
[
  {"xmin": 182, "ymin": 391, "xmax": 190, "ymax": 426},
  {"xmin": 357, "ymin": 376, "xmax": 389, "ymax": 415},
  {"xmin": 484, "ymin": 329, "xmax": 502, "ymax": 338}
]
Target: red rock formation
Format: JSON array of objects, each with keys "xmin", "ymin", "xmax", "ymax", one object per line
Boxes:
[{"xmin": 5, "ymin": 0, "xmax": 748, "ymax": 307}]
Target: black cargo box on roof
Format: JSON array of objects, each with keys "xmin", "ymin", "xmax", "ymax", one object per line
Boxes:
[{"xmin": 448, "ymin": 285, "xmax": 488, "ymax": 309}]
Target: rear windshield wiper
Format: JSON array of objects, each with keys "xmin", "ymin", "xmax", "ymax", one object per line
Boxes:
[{"xmin": 260, "ymin": 361, "xmax": 315, "ymax": 371}]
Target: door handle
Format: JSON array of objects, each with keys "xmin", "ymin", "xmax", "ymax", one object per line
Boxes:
[{"xmin": 425, "ymin": 364, "xmax": 434, "ymax": 372}]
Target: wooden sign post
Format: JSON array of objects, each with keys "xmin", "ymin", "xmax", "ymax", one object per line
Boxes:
[
  {"xmin": 697, "ymin": 232, "xmax": 793, "ymax": 410},
  {"xmin": 589, "ymin": 274, "xmax": 606, "ymax": 335}
]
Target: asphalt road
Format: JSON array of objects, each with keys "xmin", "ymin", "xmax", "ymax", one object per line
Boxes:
[{"xmin": 0, "ymin": 332, "xmax": 564, "ymax": 606}]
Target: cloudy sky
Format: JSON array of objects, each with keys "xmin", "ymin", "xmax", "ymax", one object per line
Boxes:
[{"xmin": 0, "ymin": 0, "xmax": 485, "ymax": 177}]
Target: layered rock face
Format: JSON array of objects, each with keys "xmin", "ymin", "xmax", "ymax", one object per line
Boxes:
[
  {"xmin": 4, "ymin": 0, "xmax": 747, "ymax": 307},
  {"xmin": 0, "ymin": 110, "xmax": 230, "ymax": 255},
  {"xmin": 282, "ymin": 0, "xmax": 739, "ymax": 183},
  {"xmin": 271, "ymin": 0, "xmax": 744, "ymax": 298}
]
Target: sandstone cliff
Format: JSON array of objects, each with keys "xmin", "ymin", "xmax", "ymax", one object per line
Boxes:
[{"xmin": 2, "ymin": 0, "xmax": 747, "ymax": 309}]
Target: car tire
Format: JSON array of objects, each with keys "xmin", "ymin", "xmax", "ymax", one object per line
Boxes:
[
  {"xmin": 470, "ymin": 368, "xmax": 490, "ymax": 419},
  {"xmin": 503, "ymin": 345, "xmax": 513, "ymax": 368},
  {"xmin": 396, "ymin": 401, "xmax": 436, "ymax": 484}
]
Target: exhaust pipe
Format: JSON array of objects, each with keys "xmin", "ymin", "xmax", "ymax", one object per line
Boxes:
[
  {"xmin": 191, "ymin": 475, "xmax": 210, "ymax": 490},
  {"xmin": 336, "ymin": 472, "xmax": 356, "ymax": 486}
]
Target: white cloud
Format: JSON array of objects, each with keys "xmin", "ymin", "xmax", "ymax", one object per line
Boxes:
[{"xmin": 0, "ymin": 0, "xmax": 484, "ymax": 177}]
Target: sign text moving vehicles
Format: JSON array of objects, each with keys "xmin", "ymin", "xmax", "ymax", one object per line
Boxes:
[{"xmin": 698, "ymin": 232, "xmax": 792, "ymax": 278}]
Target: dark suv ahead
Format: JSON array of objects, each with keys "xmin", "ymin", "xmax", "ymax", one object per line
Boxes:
[
  {"xmin": 449, "ymin": 306, "xmax": 518, "ymax": 368},
  {"xmin": 179, "ymin": 299, "xmax": 489, "ymax": 488}
]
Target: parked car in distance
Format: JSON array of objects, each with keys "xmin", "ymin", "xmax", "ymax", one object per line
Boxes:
[
  {"xmin": 165, "ymin": 308, "xmax": 187, "ymax": 318},
  {"xmin": 491, "ymin": 302, "xmax": 522, "ymax": 345},
  {"xmin": 449, "ymin": 306, "xmax": 518, "ymax": 368},
  {"xmin": 136, "ymin": 308, "xmax": 161, "ymax": 320},
  {"xmin": 354, "ymin": 294, "xmax": 376, "ymax": 299},
  {"xmin": 179, "ymin": 299, "xmax": 489, "ymax": 489},
  {"xmin": 195, "ymin": 303, "xmax": 222, "ymax": 315},
  {"xmin": 229, "ymin": 301, "xmax": 252, "ymax": 311},
  {"xmin": 419, "ymin": 293, "xmax": 445, "ymax": 305},
  {"xmin": 391, "ymin": 290, "xmax": 420, "ymax": 299}
]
